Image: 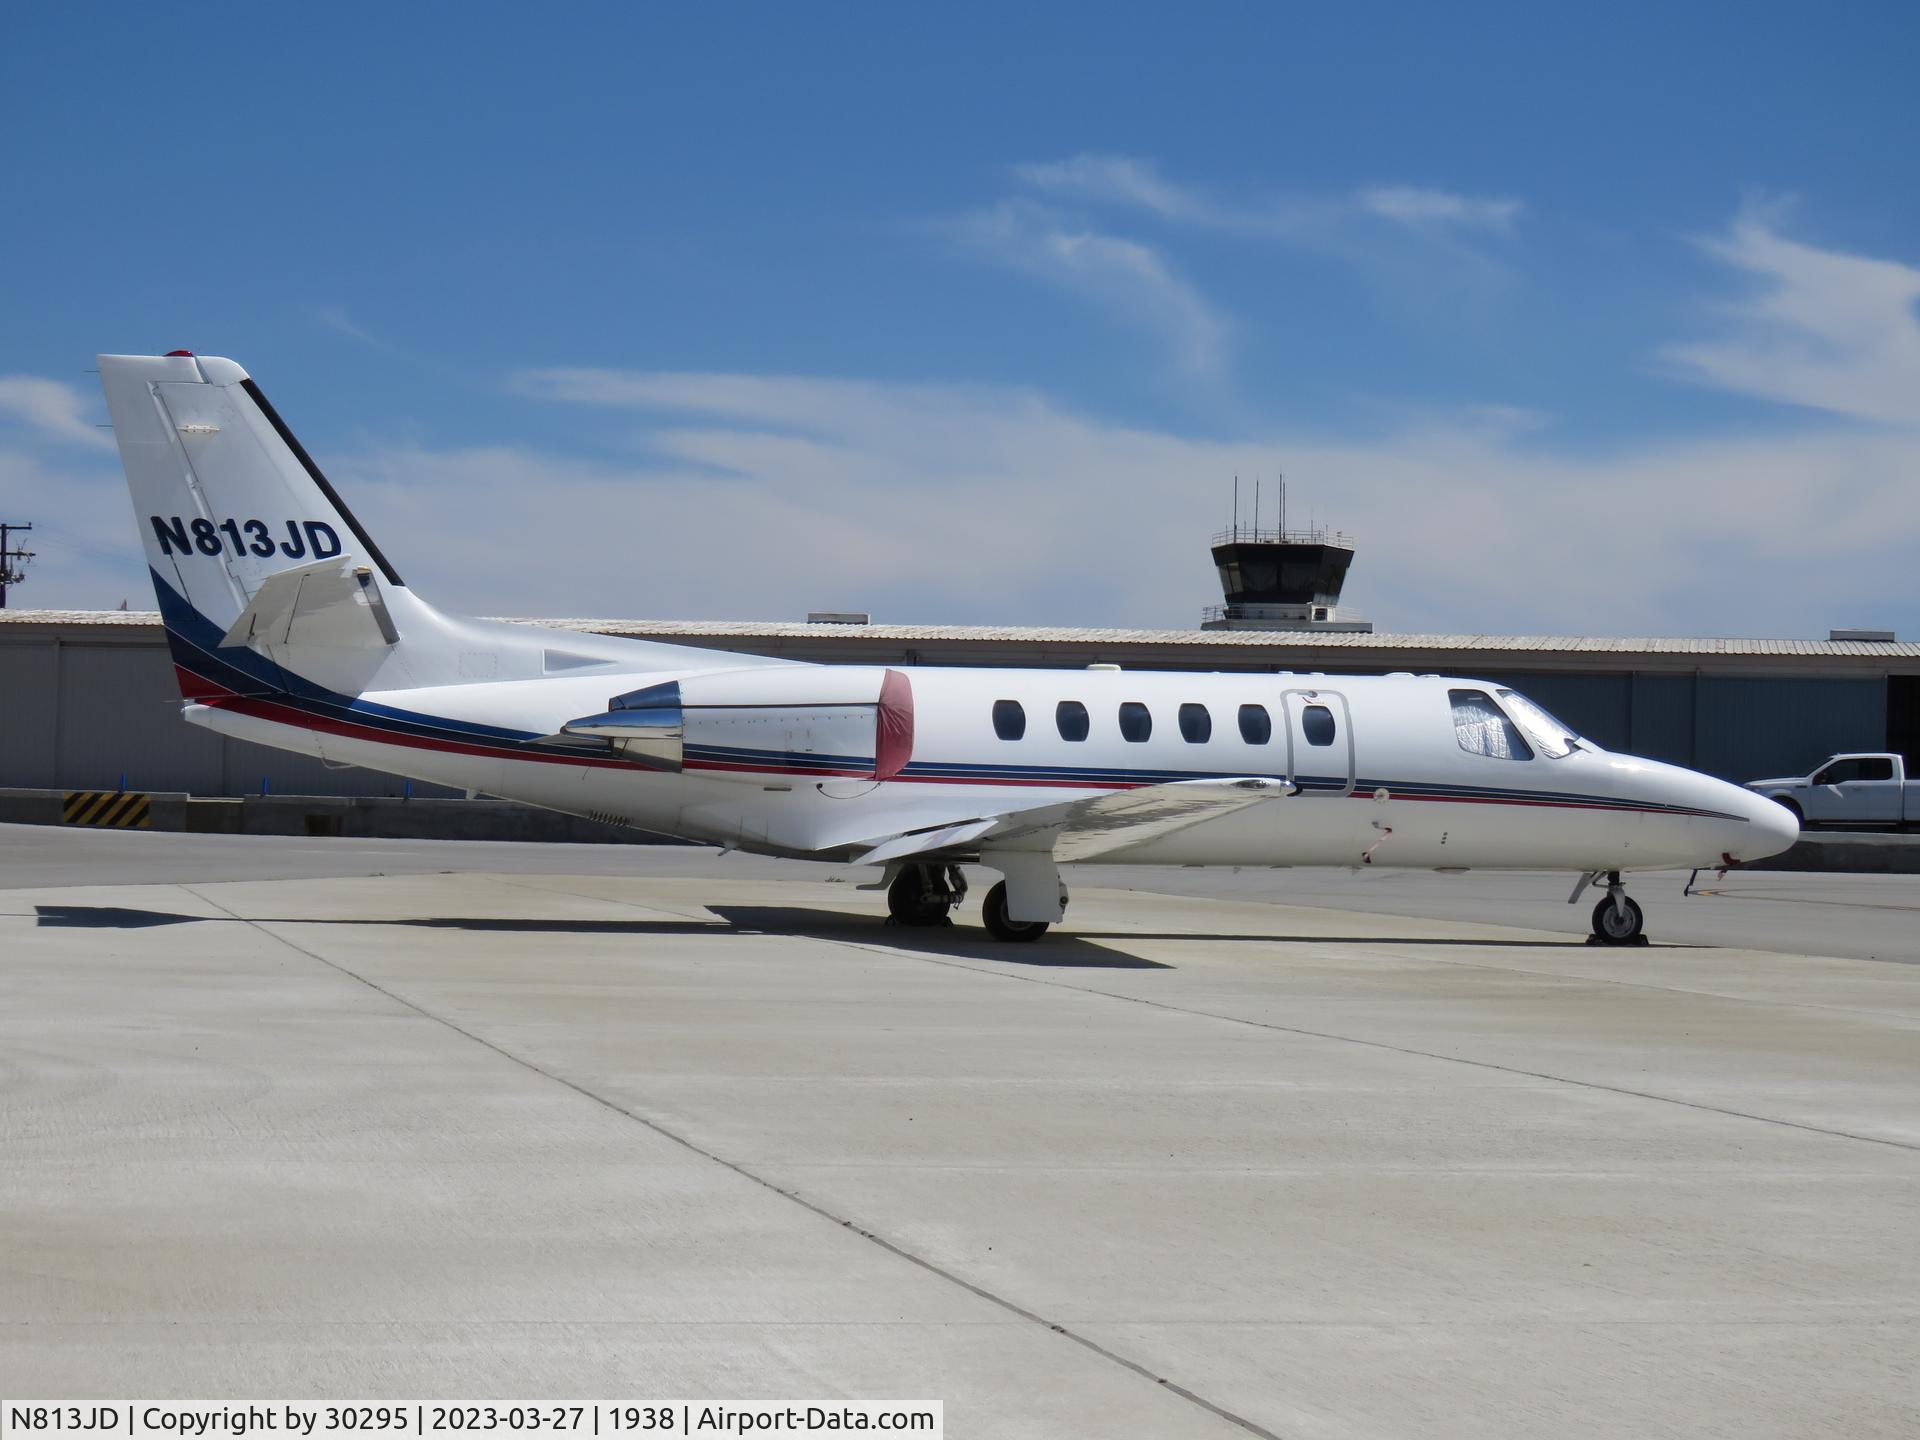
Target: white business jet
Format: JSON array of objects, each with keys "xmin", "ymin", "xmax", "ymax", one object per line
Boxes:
[{"xmin": 98, "ymin": 353, "xmax": 1798, "ymax": 944}]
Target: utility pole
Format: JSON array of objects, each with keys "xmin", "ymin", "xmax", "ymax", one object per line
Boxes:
[{"xmin": 0, "ymin": 522, "xmax": 34, "ymax": 609}]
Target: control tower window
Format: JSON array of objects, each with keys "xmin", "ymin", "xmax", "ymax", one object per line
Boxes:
[
  {"xmin": 1178, "ymin": 703, "xmax": 1212, "ymax": 743},
  {"xmin": 1056, "ymin": 700, "xmax": 1090, "ymax": 742},
  {"xmin": 1118, "ymin": 702, "xmax": 1153, "ymax": 743},
  {"xmin": 1450, "ymin": 689, "xmax": 1533, "ymax": 761},
  {"xmin": 992, "ymin": 700, "xmax": 1026, "ymax": 741},
  {"xmin": 1301, "ymin": 704, "xmax": 1337, "ymax": 747},
  {"xmin": 1238, "ymin": 704, "xmax": 1272, "ymax": 745}
]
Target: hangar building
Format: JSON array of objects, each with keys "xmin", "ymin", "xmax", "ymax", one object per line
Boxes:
[{"xmin": 2, "ymin": 607, "xmax": 1915, "ymax": 800}]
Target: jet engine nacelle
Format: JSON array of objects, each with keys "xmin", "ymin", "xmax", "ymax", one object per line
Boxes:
[{"xmin": 562, "ymin": 666, "xmax": 915, "ymax": 780}]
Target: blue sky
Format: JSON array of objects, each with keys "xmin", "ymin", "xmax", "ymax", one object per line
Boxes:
[{"xmin": 4, "ymin": 2, "xmax": 1918, "ymax": 635}]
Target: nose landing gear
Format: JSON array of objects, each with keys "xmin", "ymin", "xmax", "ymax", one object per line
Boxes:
[
  {"xmin": 886, "ymin": 863, "xmax": 968, "ymax": 927},
  {"xmin": 1572, "ymin": 870, "xmax": 1648, "ymax": 946}
]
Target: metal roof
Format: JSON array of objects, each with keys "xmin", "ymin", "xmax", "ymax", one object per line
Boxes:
[
  {"xmin": 4, "ymin": 608, "xmax": 1915, "ymax": 658},
  {"xmin": 545, "ymin": 618, "xmax": 1920, "ymax": 658},
  {"xmin": 0, "ymin": 609, "xmax": 165, "ymax": 626}
]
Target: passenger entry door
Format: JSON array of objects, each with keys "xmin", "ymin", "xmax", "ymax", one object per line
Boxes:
[{"xmin": 1280, "ymin": 689, "xmax": 1356, "ymax": 797}]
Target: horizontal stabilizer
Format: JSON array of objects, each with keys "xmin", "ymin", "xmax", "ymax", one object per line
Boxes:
[{"xmin": 219, "ymin": 555, "xmax": 399, "ymax": 651}]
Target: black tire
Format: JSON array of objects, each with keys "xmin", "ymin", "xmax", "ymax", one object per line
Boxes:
[
  {"xmin": 887, "ymin": 866, "xmax": 952, "ymax": 927},
  {"xmin": 982, "ymin": 880, "xmax": 1049, "ymax": 942},
  {"xmin": 1774, "ymin": 797, "xmax": 1804, "ymax": 827},
  {"xmin": 1591, "ymin": 893, "xmax": 1645, "ymax": 945}
]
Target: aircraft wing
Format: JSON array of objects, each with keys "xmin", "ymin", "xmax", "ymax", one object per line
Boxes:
[
  {"xmin": 220, "ymin": 556, "xmax": 400, "ymax": 650},
  {"xmin": 850, "ymin": 777, "xmax": 1293, "ymax": 866}
]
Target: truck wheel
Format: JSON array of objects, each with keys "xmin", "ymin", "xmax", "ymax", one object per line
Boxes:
[
  {"xmin": 982, "ymin": 881, "xmax": 1049, "ymax": 942},
  {"xmin": 1773, "ymin": 797, "xmax": 1804, "ymax": 827}
]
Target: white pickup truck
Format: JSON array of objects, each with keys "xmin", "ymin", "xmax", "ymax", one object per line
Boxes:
[{"xmin": 1744, "ymin": 753, "xmax": 1920, "ymax": 829}]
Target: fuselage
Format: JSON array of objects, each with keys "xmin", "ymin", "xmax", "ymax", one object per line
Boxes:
[{"xmin": 185, "ymin": 661, "xmax": 1797, "ymax": 874}]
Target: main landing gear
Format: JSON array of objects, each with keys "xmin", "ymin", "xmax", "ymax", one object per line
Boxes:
[
  {"xmin": 982, "ymin": 881, "xmax": 1051, "ymax": 943},
  {"xmin": 1572, "ymin": 870, "xmax": 1648, "ymax": 946},
  {"xmin": 886, "ymin": 863, "xmax": 968, "ymax": 927},
  {"xmin": 882, "ymin": 860, "xmax": 1067, "ymax": 942}
]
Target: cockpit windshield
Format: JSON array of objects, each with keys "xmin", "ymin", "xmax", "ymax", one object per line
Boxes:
[{"xmin": 1497, "ymin": 689, "xmax": 1585, "ymax": 759}]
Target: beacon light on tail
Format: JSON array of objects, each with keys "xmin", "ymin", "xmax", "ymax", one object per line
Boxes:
[{"xmin": 97, "ymin": 353, "xmax": 1799, "ymax": 944}]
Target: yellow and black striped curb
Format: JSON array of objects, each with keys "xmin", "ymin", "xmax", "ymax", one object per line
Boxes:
[{"xmin": 62, "ymin": 790, "xmax": 152, "ymax": 828}]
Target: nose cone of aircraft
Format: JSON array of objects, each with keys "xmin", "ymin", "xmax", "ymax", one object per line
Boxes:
[{"xmin": 1726, "ymin": 786, "xmax": 1801, "ymax": 862}]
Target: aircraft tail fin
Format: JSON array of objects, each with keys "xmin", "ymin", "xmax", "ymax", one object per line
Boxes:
[
  {"xmin": 98, "ymin": 352, "xmax": 402, "ymax": 628},
  {"xmin": 98, "ymin": 352, "xmax": 433, "ymax": 699},
  {"xmin": 99, "ymin": 352, "xmax": 792, "ymax": 707}
]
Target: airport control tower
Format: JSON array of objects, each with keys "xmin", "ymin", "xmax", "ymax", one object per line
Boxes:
[{"xmin": 1201, "ymin": 482, "xmax": 1372, "ymax": 632}]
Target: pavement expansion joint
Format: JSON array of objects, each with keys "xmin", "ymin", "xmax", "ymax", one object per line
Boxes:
[
  {"xmin": 806, "ymin": 931, "xmax": 1920, "ymax": 1157},
  {"xmin": 356, "ymin": 871, "xmax": 1920, "ymax": 1155},
  {"xmin": 172, "ymin": 883, "xmax": 1286, "ymax": 1440}
]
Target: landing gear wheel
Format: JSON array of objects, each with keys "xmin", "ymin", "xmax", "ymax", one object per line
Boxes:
[
  {"xmin": 887, "ymin": 866, "xmax": 956, "ymax": 927},
  {"xmin": 982, "ymin": 881, "xmax": 1049, "ymax": 942},
  {"xmin": 1590, "ymin": 893, "xmax": 1646, "ymax": 946}
]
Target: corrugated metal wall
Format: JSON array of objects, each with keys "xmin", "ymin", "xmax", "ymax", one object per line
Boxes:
[
  {"xmin": 1693, "ymin": 676, "xmax": 1886, "ymax": 782},
  {"xmin": 1481, "ymin": 672, "xmax": 1634, "ymax": 753},
  {"xmin": 0, "ymin": 630, "xmax": 1897, "ymax": 795},
  {"xmin": 0, "ymin": 635, "xmax": 456, "ymax": 796},
  {"xmin": 1482, "ymin": 670, "xmax": 1887, "ymax": 779}
]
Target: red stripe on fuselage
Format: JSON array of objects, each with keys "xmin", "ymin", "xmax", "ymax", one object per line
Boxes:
[
  {"xmin": 175, "ymin": 663, "xmax": 237, "ymax": 703},
  {"xmin": 213, "ymin": 694, "xmax": 639, "ymax": 770}
]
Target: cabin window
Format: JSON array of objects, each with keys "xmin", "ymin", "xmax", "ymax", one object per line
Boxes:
[
  {"xmin": 992, "ymin": 699, "xmax": 1026, "ymax": 741},
  {"xmin": 1056, "ymin": 700, "xmax": 1090, "ymax": 742},
  {"xmin": 1301, "ymin": 704, "xmax": 1337, "ymax": 747},
  {"xmin": 1238, "ymin": 704, "xmax": 1272, "ymax": 745},
  {"xmin": 1450, "ymin": 689, "xmax": 1532, "ymax": 761},
  {"xmin": 1178, "ymin": 703, "xmax": 1212, "ymax": 743},
  {"xmin": 1118, "ymin": 702, "xmax": 1153, "ymax": 743}
]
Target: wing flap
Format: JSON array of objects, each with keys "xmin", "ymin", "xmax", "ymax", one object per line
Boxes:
[
  {"xmin": 857, "ymin": 819, "xmax": 1000, "ymax": 866},
  {"xmin": 849, "ymin": 777, "xmax": 1292, "ymax": 865}
]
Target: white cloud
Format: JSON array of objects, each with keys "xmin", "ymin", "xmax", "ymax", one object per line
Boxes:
[
  {"xmin": 946, "ymin": 200, "xmax": 1231, "ymax": 377},
  {"xmin": 1661, "ymin": 211, "xmax": 1920, "ymax": 425},
  {"xmin": 0, "ymin": 447, "xmax": 147, "ymax": 609},
  {"xmin": 1013, "ymin": 153, "xmax": 1522, "ymax": 239},
  {"xmin": 399, "ymin": 366, "xmax": 1918, "ymax": 638},
  {"xmin": 929, "ymin": 157, "xmax": 1524, "ymax": 383},
  {"xmin": 1356, "ymin": 185, "xmax": 1524, "ymax": 234},
  {"xmin": 311, "ymin": 305, "xmax": 380, "ymax": 345},
  {"xmin": 0, "ymin": 376, "xmax": 114, "ymax": 450},
  {"xmin": 1014, "ymin": 155, "xmax": 1222, "ymax": 224},
  {"xmin": 9, "ymin": 360, "xmax": 1917, "ymax": 638}
]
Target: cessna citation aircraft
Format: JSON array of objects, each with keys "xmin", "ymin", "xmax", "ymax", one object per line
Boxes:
[{"xmin": 99, "ymin": 352, "xmax": 1798, "ymax": 945}]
